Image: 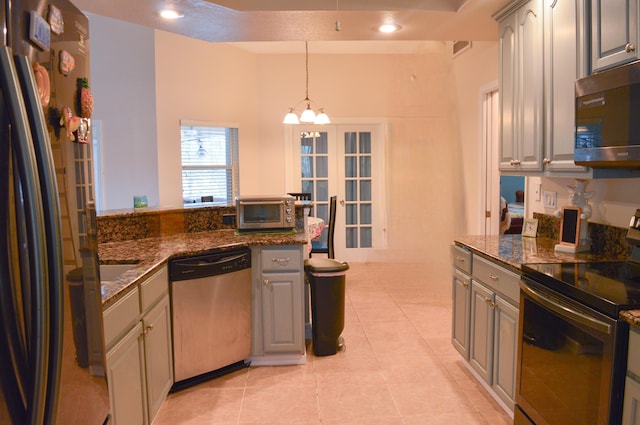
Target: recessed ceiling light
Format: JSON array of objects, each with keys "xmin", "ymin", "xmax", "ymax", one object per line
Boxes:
[
  {"xmin": 160, "ymin": 9, "xmax": 184, "ymax": 19},
  {"xmin": 378, "ymin": 23, "xmax": 401, "ymax": 33}
]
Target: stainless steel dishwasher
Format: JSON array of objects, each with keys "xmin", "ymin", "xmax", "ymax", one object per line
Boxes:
[{"xmin": 169, "ymin": 247, "xmax": 252, "ymax": 387}]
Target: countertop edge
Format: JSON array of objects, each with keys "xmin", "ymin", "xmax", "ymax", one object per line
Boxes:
[{"xmin": 100, "ymin": 229, "xmax": 308, "ymax": 308}]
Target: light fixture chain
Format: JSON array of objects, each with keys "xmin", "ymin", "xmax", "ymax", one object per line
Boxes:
[{"xmin": 305, "ymin": 41, "xmax": 309, "ymax": 100}]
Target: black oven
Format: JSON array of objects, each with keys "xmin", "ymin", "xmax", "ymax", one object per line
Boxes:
[{"xmin": 516, "ymin": 259, "xmax": 640, "ymax": 425}]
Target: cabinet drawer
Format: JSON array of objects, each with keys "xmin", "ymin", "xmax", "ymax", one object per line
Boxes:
[
  {"xmin": 261, "ymin": 248, "xmax": 302, "ymax": 272},
  {"xmin": 103, "ymin": 286, "xmax": 140, "ymax": 349},
  {"xmin": 140, "ymin": 266, "xmax": 168, "ymax": 313},
  {"xmin": 452, "ymin": 244, "xmax": 472, "ymax": 274},
  {"xmin": 629, "ymin": 329, "xmax": 640, "ymax": 377},
  {"xmin": 473, "ymin": 256, "xmax": 520, "ymax": 304}
]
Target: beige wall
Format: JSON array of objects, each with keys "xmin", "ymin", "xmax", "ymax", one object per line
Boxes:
[
  {"xmin": 451, "ymin": 42, "xmax": 500, "ymax": 236},
  {"xmin": 153, "ymin": 33, "xmax": 501, "ymax": 269},
  {"xmin": 90, "ymin": 15, "xmax": 500, "ymax": 271}
]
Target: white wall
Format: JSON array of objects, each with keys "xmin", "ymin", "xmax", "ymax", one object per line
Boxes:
[
  {"xmin": 88, "ymin": 14, "xmax": 159, "ymax": 210},
  {"xmin": 528, "ymin": 176, "xmax": 640, "ymax": 228}
]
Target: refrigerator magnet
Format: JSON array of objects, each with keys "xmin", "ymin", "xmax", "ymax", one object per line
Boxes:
[
  {"xmin": 59, "ymin": 50, "xmax": 75, "ymax": 75},
  {"xmin": 48, "ymin": 5, "xmax": 64, "ymax": 35}
]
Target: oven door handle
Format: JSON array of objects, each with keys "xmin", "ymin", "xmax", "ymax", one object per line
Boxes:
[{"xmin": 520, "ymin": 281, "xmax": 612, "ymax": 335}]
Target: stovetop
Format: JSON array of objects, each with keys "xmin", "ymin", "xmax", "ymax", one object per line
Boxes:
[{"xmin": 522, "ymin": 261, "xmax": 640, "ymax": 318}]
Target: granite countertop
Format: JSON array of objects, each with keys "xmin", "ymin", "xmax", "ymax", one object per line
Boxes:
[
  {"xmin": 455, "ymin": 234, "xmax": 640, "ymax": 329},
  {"xmin": 99, "ymin": 229, "xmax": 307, "ymax": 307},
  {"xmin": 454, "ymin": 234, "xmax": 626, "ymax": 272}
]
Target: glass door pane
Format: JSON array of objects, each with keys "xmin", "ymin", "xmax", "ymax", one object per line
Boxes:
[
  {"xmin": 344, "ymin": 131, "xmax": 373, "ymax": 249},
  {"xmin": 299, "ymin": 131, "xmax": 329, "ymax": 244}
]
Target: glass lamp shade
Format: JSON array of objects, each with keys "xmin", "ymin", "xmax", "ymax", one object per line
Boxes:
[
  {"xmin": 299, "ymin": 104, "xmax": 317, "ymax": 123},
  {"xmin": 283, "ymin": 109, "xmax": 300, "ymax": 124},
  {"xmin": 314, "ymin": 109, "xmax": 330, "ymax": 124}
]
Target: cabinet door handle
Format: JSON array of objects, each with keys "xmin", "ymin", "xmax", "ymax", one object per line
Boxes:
[
  {"xmin": 141, "ymin": 324, "xmax": 154, "ymax": 336},
  {"xmin": 272, "ymin": 257, "xmax": 290, "ymax": 264},
  {"xmin": 263, "ymin": 279, "xmax": 270, "ymax": 286},
  {"xmin": 543, "ymin": 158, "xmax": 551, "ymax": 165},
  {"xmin": 510, "ymin": 159, "xmax": 521, "ymax": 166},
  {"xmin": 462, "ymin": 281, "xmax": 469, "ymax": 288},
  {"xmin": 456, "ymin": 257, "xmax": 466, "ymax": 264},
  {"xmin": 484, "ymin": 297, "xmax": 496, "ymax": 309},
  {"xmin": 626, "ymin": 43, "xmax": 636, "ymax": 53},
  {"xmin": 489, "ymin": 274, "xmax": 499, "ymax": 281}
]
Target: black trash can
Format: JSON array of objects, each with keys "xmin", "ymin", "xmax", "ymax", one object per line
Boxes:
[
  {"xmin": 67, "ymin": 267, "xmax": 89, "ymax": 368},
  {"xmin": 304, "ymin": 258, "xmax": 349, "ymax": 356}
]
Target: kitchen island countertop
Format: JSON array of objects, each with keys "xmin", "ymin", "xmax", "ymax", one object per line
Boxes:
[{"xmin": 99, "ymin": 229, "xmax": 307, "ymax": 307}]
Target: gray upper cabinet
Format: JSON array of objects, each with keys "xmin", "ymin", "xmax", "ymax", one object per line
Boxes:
[
  {"xmin": 543, "ymin": 0, "xmax": 590, "ymax": 173},
  {"xmin": 497, "ymin": 0, "xmax": 596, "ymax": 177},
  {"xmin": 591, "ymin": 0, "xmax": 639, "ymax": 72},
  {"xmin": 498, "ymin": 0, "xmax": 544, "ymax": 173}
]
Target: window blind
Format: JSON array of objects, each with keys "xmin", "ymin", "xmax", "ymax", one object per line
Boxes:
[{"xmin": 180, "ymin": 124, "xmax": 238, "ymax": 205}]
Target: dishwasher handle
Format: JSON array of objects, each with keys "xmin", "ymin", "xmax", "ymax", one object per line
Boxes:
[{"xmin": 169, "ymin": 248, "xmax": 251, "ymax": 281}]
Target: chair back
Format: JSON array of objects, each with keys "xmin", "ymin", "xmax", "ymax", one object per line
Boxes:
[
  {"xmin": 310, "ymin": 195, "xmax": 337, "ymax": 258},
  {"xmin": 327, "ymin": 196, "xmax": 337, "ymax": 259}
]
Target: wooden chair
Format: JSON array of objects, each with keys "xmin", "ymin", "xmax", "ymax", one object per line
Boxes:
[{"xmin": 310, "ymin": 196, "xmax": 336, "ymax": 258}]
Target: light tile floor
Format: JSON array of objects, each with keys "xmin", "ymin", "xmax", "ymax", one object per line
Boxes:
[{"xmin": 153, "ymin": 262, "xmax": 513, "ymax": 425}]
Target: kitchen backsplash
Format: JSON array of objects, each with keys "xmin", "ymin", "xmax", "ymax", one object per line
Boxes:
[
  {"xmin": 97, "ymin": 205, "xmax": 308, "ymax": 243},
  {"xmin": 533, "ymin": 212, "xmax": 632, "ymax": 258}
]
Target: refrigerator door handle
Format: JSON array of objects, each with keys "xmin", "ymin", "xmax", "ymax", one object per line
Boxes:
[
  {"xmin": 0, "ymin": 46, "xmax": 50, "ymax": 425},
  {"xmin": 14, "ymin": 54, "xmax": 65, "ymax": 425}
]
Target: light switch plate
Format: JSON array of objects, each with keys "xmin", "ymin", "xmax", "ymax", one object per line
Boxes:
[{"xmin": 543, "ymin": 191, "xmax": 557, "ymax": 208}]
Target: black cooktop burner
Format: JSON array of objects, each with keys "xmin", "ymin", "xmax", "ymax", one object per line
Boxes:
[{"xmin": 522, "ymin": 261, "xmax": 640, "ymax": 317}]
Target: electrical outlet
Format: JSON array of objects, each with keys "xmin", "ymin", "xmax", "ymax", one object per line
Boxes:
[
  {"xmin": 543, "ymin": 191, "xmax": 557, "ymax": 209},
  {"xmin": 222, "ymin": 214, "xmax": 236, "ymax": 225}
]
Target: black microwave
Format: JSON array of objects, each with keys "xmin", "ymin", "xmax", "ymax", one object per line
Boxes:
[{"xmin": 575, "ymin": 61, "xmax": 640, "ymax": 167}]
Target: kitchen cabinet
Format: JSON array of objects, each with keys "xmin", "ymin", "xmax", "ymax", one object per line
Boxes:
[
  {"xmin": 468, "ymin": 255, "xmax": 520, "ymax": 411},
  {"xmin": 591, "ymin": 0, "xmax": 639, "ymax": 72},
  {"xmin": 497, "ymin": 0, "xmax": 593, "ymax": 177},
  {"xmin": 103, "ymin": 266, "xmax": 173, "ymax": 425},
  {"xmin": 623, "ymin": 328, "xmax": 640, "ymax": 424},
  {"xmin": 543, "ymin": 0, "xmax": 590, "ymax": 173},
  {"xmin": 251, "ymin": 246, "xmax": 306, "ymax": 364},
  {"xmin": 451, "ymin": 245, "xmax": 472, "ymax": 359},
  {"xmin": 497, "ymin": 0, "xmax": 544, "ymax": 173}
]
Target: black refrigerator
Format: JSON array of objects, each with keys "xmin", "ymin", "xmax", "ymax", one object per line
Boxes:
[{"xmin": 0, "ymin": 0, "xmax": 110, "ymax": 424}]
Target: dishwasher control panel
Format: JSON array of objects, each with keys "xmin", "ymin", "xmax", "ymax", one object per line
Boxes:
[{"xmin": 169, "ymin": 247, "xmax": 251, "ymax": 281}]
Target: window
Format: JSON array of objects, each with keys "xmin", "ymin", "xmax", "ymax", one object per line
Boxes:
[{"xmin": 180, "ymin": 121, "xmax": 239, "ymax": 205}]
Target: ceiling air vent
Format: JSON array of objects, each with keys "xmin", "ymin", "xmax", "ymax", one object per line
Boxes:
[{"xmin": 453, "ymin": 41, "xmax": 472, "ymax": 57}]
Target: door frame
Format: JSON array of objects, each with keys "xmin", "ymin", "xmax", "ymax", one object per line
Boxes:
[
  {"xmin": 284, "ymin": 118, "xmax": 388, "ymax": 261},
  {"xmin": 479, "ymin": 82, "xmax": 500, "ymax": 236}
]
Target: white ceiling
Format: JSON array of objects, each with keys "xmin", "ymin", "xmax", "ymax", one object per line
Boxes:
[{"xmin": 74, "ymin": 0, "xmax": 511, "ymax": 53}]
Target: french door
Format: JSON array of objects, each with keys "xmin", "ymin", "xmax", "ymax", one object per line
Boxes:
[{"xmin": 287, "ymin": 123, "xmax": 385, "ymax": 261}]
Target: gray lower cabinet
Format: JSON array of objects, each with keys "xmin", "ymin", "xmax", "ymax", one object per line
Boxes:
[
  {"xmin": 453, "ymin": 248, "xmax": 520, "ymax": 412},
  {"xmin": 252, "ymin": 246, "xmax": 306, "ymax": 361},
  {"xmin": 591, "ymin": 0, "xmax": 639, "ymax": 72},
  {"xmin": 103, "ymin": 266, "xmax": 173, "ymax": 425},
  {"xmin": 623, "ymin": 328, "xmax": 640, "ymax": 424},
  {"xmin": 452, "ymin": 245, "xmax": 472, "ymax": 359}
]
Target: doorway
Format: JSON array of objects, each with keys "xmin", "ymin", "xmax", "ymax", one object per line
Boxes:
[
  {"xmin": 286, "ymin": 123, "xmax": 386, "ymax": 261},
  {"xmin": 481, "ymin": 85, "xmax": 500, "ymax": 236}
]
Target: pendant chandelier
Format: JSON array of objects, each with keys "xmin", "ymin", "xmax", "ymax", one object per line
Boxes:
[{"xmin": 283, "ymin": 41, "xmax": 330, "ymax": 125}]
